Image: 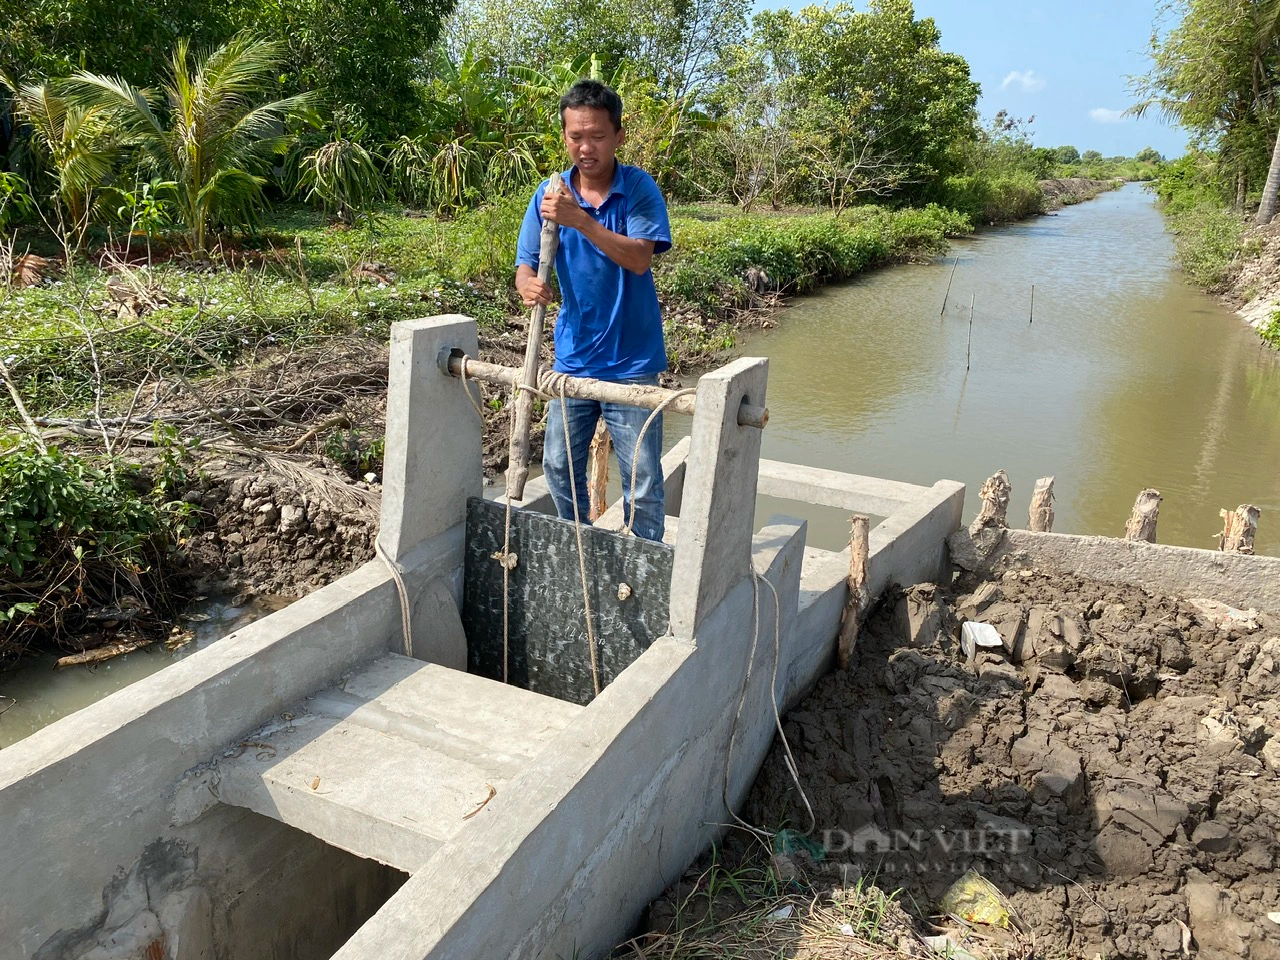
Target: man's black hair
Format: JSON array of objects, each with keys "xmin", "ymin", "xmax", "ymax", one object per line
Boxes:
[{"xmin": 559, "ymin": 79, "xmax": 623, "ymax": 131}]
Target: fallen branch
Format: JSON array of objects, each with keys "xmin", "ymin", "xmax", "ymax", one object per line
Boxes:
[
  {"xmin": 0, "ymin": 360, "xmax": 48, "ymax": 453},
  {"xmin": 54, "ymin": 635, "xmax": 156, "ymax": 669}
]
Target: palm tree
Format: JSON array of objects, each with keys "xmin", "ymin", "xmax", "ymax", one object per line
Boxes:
[
  {"xmin": 63, "ymin": 33, "xmax": 315, "ymax": 254},
  {"xmin": 1131, "ymin": 0, "xmax": 1280, "ymax": 220},
  {"xmin": 1, "ymin": 74, "xmax": 115, "ymax": 251}
]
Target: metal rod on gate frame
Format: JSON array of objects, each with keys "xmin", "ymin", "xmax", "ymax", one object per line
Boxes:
[{"xmin": 442, "ymin": 352, "xmax": 769, "ymax": 429}]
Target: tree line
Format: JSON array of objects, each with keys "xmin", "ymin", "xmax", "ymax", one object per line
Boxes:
[
  {"xmin": 1134, "ymin": 0, "xmax": 1280, "ymax": 224},
  {"xmin": 0, "ymin": 0, "xmax": 1157, "ymax": 258}
]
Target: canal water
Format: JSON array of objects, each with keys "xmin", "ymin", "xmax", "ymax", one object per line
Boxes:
[
  {"xmin": 0, "ymin": 596, "xmax": 285, "ymax": 749},
  {"xmin": 4, "ymin": 183, "xmax": 1277, "ymax": 748},
  {"xmin": 736, "ymin": 183, "xmax": 1280, "ymax": 556}
]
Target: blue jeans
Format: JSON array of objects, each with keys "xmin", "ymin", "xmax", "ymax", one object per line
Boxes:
[{"xmin": 543, "ymin": 375, "xmax": 665, "ymax": 542}]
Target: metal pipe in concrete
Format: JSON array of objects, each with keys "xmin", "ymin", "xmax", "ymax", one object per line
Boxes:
[{"xmin": 441, "ymin": 352, "xmax": 769, "ymax": 429}]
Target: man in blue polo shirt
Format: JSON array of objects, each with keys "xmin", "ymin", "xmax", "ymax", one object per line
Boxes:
[{"xmin": 515, "ymin": 79, "xmax": 672, "ymax": 542}]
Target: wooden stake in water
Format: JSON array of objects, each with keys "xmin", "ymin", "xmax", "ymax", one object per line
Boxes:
[
  {"xmin": 1218, "ymin": 503, "xmax": 1260, "ymax": 554},
  {"xmin": 1124, "ymin": 488, "xmax": 1162, "ymax": 542},
  {"xmin": 939, "ymin": 256, "xmax": 959, "ymax": 317},
  {"xmin": 1029, "ymin": 284, "xmax": 1035, "ymax": 324},
  {"xmin": 1029, "ymin": 476, "xmax": 1056, "ymax": 532},
  {"xmin": 966, "ymin": 294, "xmax": 974, "ymax": 371}
]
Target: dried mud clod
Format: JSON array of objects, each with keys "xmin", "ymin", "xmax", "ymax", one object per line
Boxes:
[{"xmin": 673, "ymin": 570, "xmax": 1280, "ymax": 960}]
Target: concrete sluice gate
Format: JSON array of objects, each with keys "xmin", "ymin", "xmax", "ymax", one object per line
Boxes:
[{"xmin": 1, "ymin": 316, "xmax": 965, "ymax": 960}]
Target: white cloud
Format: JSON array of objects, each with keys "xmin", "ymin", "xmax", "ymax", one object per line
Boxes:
[
  {"xmin": 1001, "ymin": 70, "xmax": 1046, "ymax": 93},
  {"xmin": 1090, "ymin": 107, "xmax": 1128, "ymax": 124}
]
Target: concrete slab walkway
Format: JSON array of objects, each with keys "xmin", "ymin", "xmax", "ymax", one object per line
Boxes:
[{"xmin": 212, "ymin": 654, "xmax": 582, "ymax": 873}]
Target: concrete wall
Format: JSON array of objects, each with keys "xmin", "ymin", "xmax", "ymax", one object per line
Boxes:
[
  {"xmin": 331, "ymin": 524, "xmax": 808, "ymax": 960},
  {"xmin": 0, "ymin": 545, "xmax": 461, "ymax": 958},
  {"xmin": 329, "ymin": 354, "xmax": 969, "ymax": 960},
  {"xmin": 33, "ymin": 807, "xmax": 406, "ymax": 960},
  {"xmin": 784, "ymin": 479, "xmax": 966, "ymax": 711},
  {"xmin": 949, "ymin": 527, "xmax": 1280, "ymax": 614},
  {"xmin": 2, "ymin": 316, "xmax": 486, "ymax": 959},
  {"xmin": 1, "ymin": 315, "xmax": 973, "ymax": 960}
]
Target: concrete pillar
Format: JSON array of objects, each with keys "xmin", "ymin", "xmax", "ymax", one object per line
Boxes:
[
  {"xmin": 378, "ymin": 315, "xmax": 482, "ymax": 562},
  {"xmin": 669, "ymin": 357, "xmax": 768, "ymax": 638}
]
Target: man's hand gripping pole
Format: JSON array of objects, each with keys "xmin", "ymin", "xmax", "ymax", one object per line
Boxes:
[{"xmin": 505, "ymin": 173, "xmax": 563, "ymax": 501}]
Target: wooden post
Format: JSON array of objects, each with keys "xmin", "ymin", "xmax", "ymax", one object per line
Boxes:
[
  {"xmin": 505, "ymin": 173, "xmax": 563, "ymax": 501},
  {"xmin": 1029, "ymin": 284, "xmax": 1035, "ymax": 324},
  {"xmin": 969, "ymin": 469, "xmax": 1011, "ymax": 536},
  {"xmin": 587, "ymin": 420, "xmax": 611, "ymax": 522},
  {"xmin": 838, "ymin": 515, "xmax": 870, "ymax": 670},
  {"xmin": 939, "ymin": 256, "xmax": 959, "ymax": 317},
  {"xmin": 966, "ymin": 294, "xmax": 974, "ymax": 371},
  {"xmin": 1218, "ymin": 504, "xmax": 1260, "ymax": 554},
  {"xmin": 1124, "ymin": 489, "xmax": 1161, "ymax": 542},
  {"xmin": 1028, "ymin": 476, "xmax": 1055, "ymax": 532}
]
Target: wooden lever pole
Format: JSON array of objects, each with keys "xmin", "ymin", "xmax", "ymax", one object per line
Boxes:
[{"xmin": 506, "ymin": 173, "xmax": 563, "ymax": 501}]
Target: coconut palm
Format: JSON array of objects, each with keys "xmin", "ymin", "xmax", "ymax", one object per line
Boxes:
[
  {"xmin": 63, "ymin": 33, "xmax": 315, "ymax": 254},
  {"xmin": 1, "ymin": 74, "xmax": 115, "ymax": 250}
]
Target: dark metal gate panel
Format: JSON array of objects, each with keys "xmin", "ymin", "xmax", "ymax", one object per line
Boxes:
[{"xmin": 462, "ymin": 497, "xmax": 674, "ymax": 705}]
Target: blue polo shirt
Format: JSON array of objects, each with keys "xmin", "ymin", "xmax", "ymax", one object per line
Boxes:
[{"xmin": 516, "ymin": 163, "xmax": 672, "ymax": 380}]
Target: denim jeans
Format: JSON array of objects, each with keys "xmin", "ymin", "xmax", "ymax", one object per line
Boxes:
[{"xmin": 543, "ymin": 375, "xmax": 665, "ymax": 542}]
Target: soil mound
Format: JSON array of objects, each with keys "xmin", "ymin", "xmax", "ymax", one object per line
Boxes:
[{"xmin": 739, "ymin": 570, "xmax": 1280, "ymax": 958}]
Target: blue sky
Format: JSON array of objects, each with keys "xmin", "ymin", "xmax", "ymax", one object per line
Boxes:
[{"xmin": 755, "ymin": 0, "xmax": 1188, "ymax": 159}]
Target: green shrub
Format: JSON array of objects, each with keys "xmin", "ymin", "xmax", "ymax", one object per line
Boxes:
[
  {"xmin": 0, "ymin": 440, "xmax": 192, "ymax": 663},
  {"xmin": 1260, "ymin": 311, "xmax": 1280, "ymax": 349},
  {"xmin": 1167, "ymin": 203, "xmax": 1244, "ymax": 289},
  {"xmin": 934, "ymin": 172, "xmax": 1042, "ymax": 224},
  {"xmin": 657, "ymin": 205, "xmax": 968, "ymax": 311},
  {"xmin": 0, "ymin": 173, "xmax": 35, "ymax": 235},
  {"xmin": 299, "ymin": 138, "xmax": 386, "ymax": 222},
  {"xmin": 324, "ymin": 427, "xmax": 385, "ymax": 478}
]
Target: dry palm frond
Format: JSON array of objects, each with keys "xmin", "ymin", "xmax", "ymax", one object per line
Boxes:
[
  {"xmin": 13, "ymin": 253, "xmax": 52, "ymax": 287},
  {"xmin": 248, "ymin": 453, "xmax": 380, "ymax": 513}
]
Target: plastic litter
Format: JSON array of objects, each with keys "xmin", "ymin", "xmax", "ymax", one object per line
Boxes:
[
  {"xmin": 765, "ymin": 904, "xmax": 795, "ymax": 921},
  {"xmin": 938, "ymin": 869, "xmax": 1026, "ymax": 932},
  {"xmin": 960, "ymin": 621, "xmax": 1003, "ymax": 662},
  {"xmin": 772, "ymin": 828, "xmax": 826, "ymax": 862}
]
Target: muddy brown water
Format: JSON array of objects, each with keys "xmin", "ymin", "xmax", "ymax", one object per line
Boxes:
[
  {"xmin": 734, "ymin": 183, "xmax": 1280, "ymax": 556},
  {"xmin": 0, "ymin": 596, "xmax": 286, "ymax": 749}
]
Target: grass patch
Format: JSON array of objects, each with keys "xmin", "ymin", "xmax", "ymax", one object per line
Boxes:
[
  {"xmin": 1165, "ymin": 202, "xmax": 1245, "ymax": 289},
  {"xmin": 2, "ymin": 199, "xmax": 973, "ymax": 416},
  {"xmin": 624, "ymin": 848, "xmax": 917, "ymax": 959},
  {"xmin": 934, "ymin": 172, "xmax": 1043, "ymax": 224}
]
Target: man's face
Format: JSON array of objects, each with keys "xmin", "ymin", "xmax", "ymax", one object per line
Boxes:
[{"xmin": 561, "ymin": 106, "xmax": 624, "ymax": 177}]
